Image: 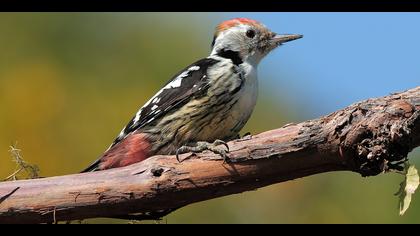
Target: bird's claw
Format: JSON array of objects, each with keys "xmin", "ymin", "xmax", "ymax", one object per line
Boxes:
[
  {"xmin": 176, "ymin": 139, "xmax": 230, "ymax": 163},
  {"xmin": 212, "ymin": 139, "xmax": 229, "ymax": 152}
]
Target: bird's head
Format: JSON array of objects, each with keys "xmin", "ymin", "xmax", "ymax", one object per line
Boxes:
[{"xmin": 210, "ymin": 18, "xmax": 302, "ymax": 65}]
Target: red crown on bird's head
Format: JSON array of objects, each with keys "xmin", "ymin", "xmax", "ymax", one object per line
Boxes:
[{"xmin": 215, "ymin": 18, "xmax": 262, "ymax": 37}]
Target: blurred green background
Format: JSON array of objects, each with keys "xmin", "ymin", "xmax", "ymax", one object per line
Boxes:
[{"xmin": 0, "ymin": 13, "xmax": 419, "ymax": 224}]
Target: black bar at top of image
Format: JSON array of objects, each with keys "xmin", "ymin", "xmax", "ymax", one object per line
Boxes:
[{"xmin": 1, "ymin": 0, "xmax": 420, "ymax": 12}]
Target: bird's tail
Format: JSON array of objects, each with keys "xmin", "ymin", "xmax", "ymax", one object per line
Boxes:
[{"xmin": 80, "ymin": 132, "xmax": 152, "ymax": 173}]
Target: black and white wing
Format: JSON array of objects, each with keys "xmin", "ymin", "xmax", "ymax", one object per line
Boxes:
[{"xmin": 108, "ymin": 57, "xmax": 220, "ymax": 149}]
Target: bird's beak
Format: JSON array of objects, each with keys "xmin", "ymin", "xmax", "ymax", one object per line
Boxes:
[{"xmin": 271, "ymin": 34, "xmax": 303, "ymax": 45}]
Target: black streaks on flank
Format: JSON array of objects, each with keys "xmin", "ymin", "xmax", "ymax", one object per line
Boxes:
[
  {"xmin": 216, "ymin": 49, "xmax": 243, "ymax": 65},
  {"xmin": 109, "ymin": 57, "xmax": 220, "ymax": 148},
  {"xmin": 227, "ymin": 99, "xmax": 239, "ymax": 110},
  {"xmin": 154, "ymin": 122, "xmax": 188, "ymax": 154}
]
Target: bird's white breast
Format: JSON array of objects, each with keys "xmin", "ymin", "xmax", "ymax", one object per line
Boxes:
[
  {"xmin": 200, "ymin": 60, "xmax": 258, "ymax": 141},
  {"xmin": 239, "ymin": 62, "xmax": 258, "ymax": 110},
  {"xmin": 230, "ymin": 62, "xmax": 258, "ymax": 131}
]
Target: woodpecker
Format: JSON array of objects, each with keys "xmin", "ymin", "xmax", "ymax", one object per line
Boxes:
[{"xmin": 82, "ymin": 18, "xmax": 302, "ymax": 172}]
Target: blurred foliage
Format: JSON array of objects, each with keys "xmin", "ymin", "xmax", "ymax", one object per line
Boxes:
[
  {"xmin": 3, "ymin": 144, "xmax": 40, "ymax": 181},
  {"xmin": 0, "ymin": 13, "xmax": 419, "ymax": 223},
  {"xmin": 396, "ymin": 164, "xmax": 419, "ymax": 216}
]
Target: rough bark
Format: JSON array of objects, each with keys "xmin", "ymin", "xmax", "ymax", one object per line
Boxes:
[{"xmin": 0, "ymin": 87, "xmax": 419, "ymax": 224}]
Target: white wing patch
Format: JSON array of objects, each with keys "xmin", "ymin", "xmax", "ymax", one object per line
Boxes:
[
  {"xmin": 164, "ymin": 66, "xmax": 201, "ymax": 89},
  {"xmin": 165, "ymin": 76, "xmax": 183, "ymax": 89},
  {"xmin": 189, "ymin": 66, "xmax": 200, "ymax": 71}
]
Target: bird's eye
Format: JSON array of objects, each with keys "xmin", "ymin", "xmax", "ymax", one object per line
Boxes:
[{"xmin": 246, "ymin": 29, "xmax": 255, "ymax": 38}]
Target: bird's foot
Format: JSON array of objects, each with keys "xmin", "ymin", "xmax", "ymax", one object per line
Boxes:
[{"xmin": 176, "ymin": 140, "xmax": 230, "ymax": 163}]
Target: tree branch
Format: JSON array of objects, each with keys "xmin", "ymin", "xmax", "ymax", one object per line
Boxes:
[{"xmin": 1, "ymin": 87, "xmax": 419, "ymax": 224}]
